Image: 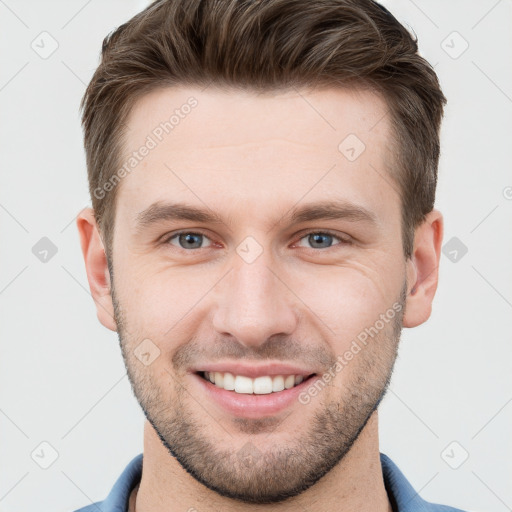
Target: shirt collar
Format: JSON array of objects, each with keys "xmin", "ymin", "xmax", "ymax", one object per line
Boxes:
[{"xmin": 95, "ymin": 452, "xmax": 456, "ymax": 512}]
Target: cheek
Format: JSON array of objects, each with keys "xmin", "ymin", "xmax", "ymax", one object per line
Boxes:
[
  {"xmin": 116, "ymin": 262, "xmax": 216, "ymax": 338},
  {"xmin": 290, "ymin": 262, "xmax": 401, "ymax": 343}
]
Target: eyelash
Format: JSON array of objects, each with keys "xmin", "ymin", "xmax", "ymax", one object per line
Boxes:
[{"xmin": 162, "ymin": 229, "xmax": 352, "ymax": 251}]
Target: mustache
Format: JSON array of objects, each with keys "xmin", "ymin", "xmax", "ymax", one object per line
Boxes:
[{"xmin": 171, "ymin": 334, "xmax": 336, "ymax": 372}]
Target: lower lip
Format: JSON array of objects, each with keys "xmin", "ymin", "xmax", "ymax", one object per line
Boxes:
[{"xmin": 192, "ymin": 373, "xmax": 317, "ymax": 419}]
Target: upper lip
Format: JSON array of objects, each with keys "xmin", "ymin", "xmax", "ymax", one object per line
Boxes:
[{"xmin": 191, "ymin": 362, "xmax": 317, "ymax": 379}]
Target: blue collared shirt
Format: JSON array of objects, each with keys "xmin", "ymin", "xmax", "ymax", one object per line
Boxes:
[{"xmin": 73, "ymin": 452, "xmax": 467, "ymax": 511}]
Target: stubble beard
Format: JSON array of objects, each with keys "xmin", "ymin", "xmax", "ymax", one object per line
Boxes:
[{"xmin": 111, "ymin": 272, "xmax": 406, "ymax": 504}]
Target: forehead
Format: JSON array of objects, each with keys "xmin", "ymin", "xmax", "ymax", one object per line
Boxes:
[
  {"xmin": 116, "ymin": 85, "xmax": 398, "ymax": 226},
  {"xmin": 124, "ymin": 85, "xmax": 390, "ymax": 153}
]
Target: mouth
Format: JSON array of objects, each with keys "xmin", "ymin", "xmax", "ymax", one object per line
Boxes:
[
  {"xmin": 190, "ymin": 363, "xmax": 320, "ymax": 418},
  {"xmin": 196, "ymin": 370, "xmax": 317, "ymax": 394}
]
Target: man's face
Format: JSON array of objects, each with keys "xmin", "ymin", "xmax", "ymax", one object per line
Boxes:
[{"xmin": 110, "ymin": 86, "xmax": 409, "ymax": 503}]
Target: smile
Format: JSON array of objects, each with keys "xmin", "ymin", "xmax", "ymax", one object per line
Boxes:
[{"xmin": 200, "ymin": 371, "xmax": 315, "ymax": 394}]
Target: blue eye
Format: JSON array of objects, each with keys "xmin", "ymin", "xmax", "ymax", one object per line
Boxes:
[
  {"xmin": 296, "ymin": 231, "xmax": 346, "ymax": 249},
  {"xmin": 166, "ymin": 232, "xmax": 213, "ymax": 250},
  {"xmin": 163, "ymin": 230, "xmax": 349, "ymax": 251}
]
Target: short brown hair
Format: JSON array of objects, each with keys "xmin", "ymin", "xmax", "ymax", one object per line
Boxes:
[{"xmin": 81, "ymin": 0, "xmax": 446, "ymax": 261}]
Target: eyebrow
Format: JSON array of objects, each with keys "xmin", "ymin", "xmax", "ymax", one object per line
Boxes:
[
  {"xmin": 285, "ymin": 201, "xmax": 377, "ymax": 226},
  {"xmin": 135, "ymin": 202, "xmax": 227, "ymax": 232},
  {"xmin": 134, "ymin": 200, "xmax": 378, "ymax": 233}
]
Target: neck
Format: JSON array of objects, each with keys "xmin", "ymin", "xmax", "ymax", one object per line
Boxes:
[{"xmin": 133, "ymin": 411, "xmax": 391, "ymax": 512}]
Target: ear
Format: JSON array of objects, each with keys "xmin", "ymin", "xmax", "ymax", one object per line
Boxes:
[
  {"xmin": 403, "ymin": 209, "xmax": 444, "ymax": 328},
  {"xmin": 76, "ymin": 207, "xmax": 117, "ymax": 332}
]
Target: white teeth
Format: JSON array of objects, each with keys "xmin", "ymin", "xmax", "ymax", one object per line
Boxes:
[
  {"xmin": 234, "ymin": 375, "xmax": 253, "ymax": 394},
  {"xmin": 284, "ymin": 375, "xmax": 295, "ymax": 389},
  {"xmin": 203, "ymin": 372, "xmax": 309, "ymax": 394},
  {"xmin": 253, "ymin": 376, "xmax": 273, "ymax": 394},
  {"xmin": 214, "ymin": 372, "xmax": 224, "ymax": 387},
  {"xmin": 272, "ymin": 375, "xmax": 284, "ymax": 392},
  {"xmin": 223, "ymin": 372, "xmax": 235, "ymax": 390}
]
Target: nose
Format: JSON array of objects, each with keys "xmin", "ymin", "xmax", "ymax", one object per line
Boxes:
[{"xmin": 211, "ymin": 249, "xmax": 298, "ymax": 349}]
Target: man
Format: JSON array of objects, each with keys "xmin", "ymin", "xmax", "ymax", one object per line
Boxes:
[{"xmin": 74, "ymin": 0, "xmax": 466, "ymax": 510}]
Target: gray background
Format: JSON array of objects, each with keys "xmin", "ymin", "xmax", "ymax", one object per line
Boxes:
[{"xmin": 0, "ymin": 1, "xmax": 511, "ymax": 511}]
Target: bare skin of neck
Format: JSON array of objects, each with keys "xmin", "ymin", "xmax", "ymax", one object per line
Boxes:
[{"xmin": 129, "ymin": 411, "xmax": 392, "ymax": 512}]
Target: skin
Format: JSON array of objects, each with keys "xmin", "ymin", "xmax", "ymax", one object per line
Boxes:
[{"xmin": 77, "ymin": 85, "xmax": 443, "ymax": 512}]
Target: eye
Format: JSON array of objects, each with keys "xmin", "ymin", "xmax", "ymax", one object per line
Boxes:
[
  {"xmin": 162, "ymin": 229, "xmax": 351, "ymax": 252},
  {"xmin": 295, "ymin": 230, "xmax": 350, "ymax": 250},
  {"xmin": 165, "ymin": 231, "xmax": 214, "ymax": 250}
]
